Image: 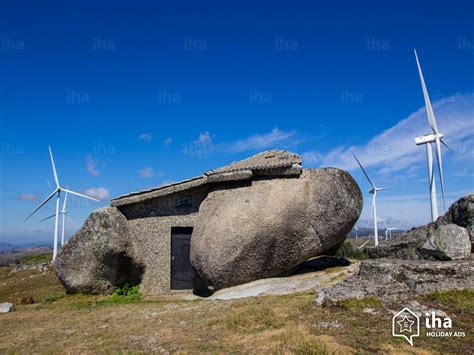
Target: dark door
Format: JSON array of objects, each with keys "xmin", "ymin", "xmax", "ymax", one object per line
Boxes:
[{"xmin": 171, "ymin": 227, "xmax": 194, "ymax": 290}]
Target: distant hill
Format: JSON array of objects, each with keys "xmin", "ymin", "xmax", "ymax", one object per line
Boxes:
[
  {"xmin": 0, "ymin": 241, "xmax": 52, "ymax": 254},
  {"xmin": 0, "ymin": 243, "xmax": 14, "ymax": 253}
]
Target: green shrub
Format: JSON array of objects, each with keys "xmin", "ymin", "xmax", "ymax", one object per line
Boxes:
[
  {"xmin": 111, "ymin": 283, "xmax": 142, "ymax": 303},
  {"xmin": 41, "ymin": 292, "xmax": 66, "ymax": 304},
  {"xmin": 336, "ymin": 297, "xmax": 381, "ymax": 311},
  {"xmin": 333, "ymin": 241, "xmax": 368, "ymax": 260}
]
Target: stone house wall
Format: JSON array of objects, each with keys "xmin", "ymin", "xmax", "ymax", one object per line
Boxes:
[{"xmin": 116, "ymin": 185, "xmax": 209, "ymax": 294}]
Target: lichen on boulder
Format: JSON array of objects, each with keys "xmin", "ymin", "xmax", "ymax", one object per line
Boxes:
[
  {"xmin": 54, "ymin": 207, "xmax": 144, "ymax": 294},
  {"xmin": 191, "ymin": 168, "xmax": 363, "ymax": 291}
]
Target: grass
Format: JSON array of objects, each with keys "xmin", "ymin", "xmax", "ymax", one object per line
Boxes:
[
  {"xmin": 422, "ymin": 289, "xmax": 474, "ymax": 313},
  {"xmin": 20, "ymin": 252, "xmax": 52, "ymax": 264},
  {"xmin": 207, "ymin": 302, "xmax": 287, "ymax": 333},
  {"xmin": 275, "ymin": 330, "xmax": 332, "ymax": 354},
  {"xmin": 335, "ymin": 297, "xmax": 382, "ymax": 311},
  {"xmin": 0, "ymin": 266, "xmax": 63, "ymax": 305},
  {"xmin": 0, "ymin": 258, "xmax": 473, "ymax": 353}
]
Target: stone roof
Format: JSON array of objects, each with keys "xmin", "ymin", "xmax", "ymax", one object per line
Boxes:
[
  {"xmin": 205, "ymin": 150, "xmax": 301, "ymax": 175},
  {"xmin": 111, "ymin": 150, "xmax": 302, "ymax": 206}
]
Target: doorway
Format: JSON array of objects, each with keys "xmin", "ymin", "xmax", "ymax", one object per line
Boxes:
[{"xmin": 171, "ymin": 227, "xmax": 194, "ymax": 290}]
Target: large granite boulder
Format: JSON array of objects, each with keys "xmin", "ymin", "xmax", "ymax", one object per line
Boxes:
[
  {"xmin": 438, "ymin": 194, "xmax": 474, "ymax": 249},
  {"xmin": 368, "ymin": 223, "xmax": 471, "ymax": 260},
  {"xmin": 55, "ymin": 207, "xmax": 144, "ymax": 294},
  {"xmin": 191, "ymin": 168, "xmax": 362, "ymax": 291},
  {"xmin": 316, "ymin": 259, "xmax": 474, "ymax": 305}
]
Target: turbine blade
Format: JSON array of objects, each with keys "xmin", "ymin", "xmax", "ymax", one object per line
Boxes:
[
  {"xmin": 414, "ymin": 49, "xmax": 439, "ymax": 134},
  {"xmin": 435, "ymin": 138, "xmax": 446, "ymax": 210},
  {"xmin": 440, "ymin": 139, "xmax": 455, "ymax": 154},
  {"xmin": 25, "ymin": 190, "xmax": 57, "ymax": 221},
  {"xmin": 66, "ymin": 214, "xmax": 73, "ymax": 223},
  {"xmin": 358, "ymin": 240, "xmax": 370, "ymax": 249},
  {"xmin": 40, "ymin": 214, "xmax": 56, "ymax": 222},
  {"xmin": 62, "ymin": 188, "xmax": 100, "ymax": 202},
  {"xmin": 48, "ymin": 145, "xmax": 60, "ymax": 188},
  {"xmin": 377, "ymin": 187, "xmax": 399, "ymax": 191},
  {"xmin": 353, "ymin": 153, "xmax": 376, "ymax": 188}
]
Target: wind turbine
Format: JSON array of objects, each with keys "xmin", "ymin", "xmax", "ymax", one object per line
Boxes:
[
  {"xmin": 41, "ymin": 190, "xmax": 72, "ymax": 246},
  {"xmin": 353, "ymin": 153, "xmax": 394, "ymax": 247},
  {"xmin": 413, "ymin": 49, "xmax": 450, "ymax": 221},
  {"xmin": 25, "ymin": 146, "xmax": 99, "ymax": 260},
  {"xmin": 383, "ymin": 220, "xmax": 398, "ymax": 241},
  {"xmin": 354, "ymin": 226, "xmax": 359, "ymax": 239}
]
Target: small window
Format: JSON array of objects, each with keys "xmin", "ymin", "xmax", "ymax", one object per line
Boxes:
[{"xmin": 175, "ymin": 195, "xmax": 192, "ymax": 208}]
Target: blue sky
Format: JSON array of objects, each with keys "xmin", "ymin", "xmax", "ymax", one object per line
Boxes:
[{"xmin": 1, "ymin": 1, "xmax": 473, "ymax": 243}]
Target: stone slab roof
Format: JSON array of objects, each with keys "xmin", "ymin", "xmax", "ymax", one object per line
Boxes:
[
  {"xmin": 111, "ymin": 150, "xmax": 302, "ymax": 206},
  {"xmin": 205, "ymin": 150, "xmax": 301, "ymax": 175}
]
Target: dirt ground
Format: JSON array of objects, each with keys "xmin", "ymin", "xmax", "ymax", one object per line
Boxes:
[{"xmin": 0, "ymin": 256, "xmax": 472, "ymax": 354}]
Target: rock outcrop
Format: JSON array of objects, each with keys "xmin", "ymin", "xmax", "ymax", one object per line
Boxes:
[
  {"xmin": 316, "ymin": 195, "xmax": 474, "ymax": 306},
  {"xmin": 55, "ymin": 207, "xmax": 144, "ymax": 294},
  {"xmin": 368, "ymin": 223, "xmax": 471, "ymax": 260},
  {"xmin": 438, "ymin": 194, "xmax": 474, "ymax": 249},
  {"xmin": 369, "ymin": 194, "xmax": 473, "ymax": 260},
  {"xmin": 191, "ymin": 168, "xmax": 362, "ymax": 291},
  {"xmin": 316, "ymin": 259, "xmax": 474, "ymax": 305}
]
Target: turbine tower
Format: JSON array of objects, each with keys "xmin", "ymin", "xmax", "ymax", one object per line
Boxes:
[
  {"xmin": 25, "ymin": 146, "xmax": 99, "ymax": 260},
  {"xmin": 41, "ymin": 190, "xmax": 72, "ymax": 246},
  {"xmin": 353, "ymin": 153, "xmax": 394, "ymax": 247},
  {"xmin": 413, "ymin": 49, "xmax": 449, "ymax": 221}
]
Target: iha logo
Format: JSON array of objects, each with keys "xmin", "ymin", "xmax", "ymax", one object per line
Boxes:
[
  {"xmin": 392, "ymin": 308, "xmax": 419, "ymax": 346},
  {"xmin": 424, "ymin": 311, "xmax": 465, "ymax": 338},
  {"xmin": 393, "ymin": 308, "xmax": 465, "ymax": 346}
]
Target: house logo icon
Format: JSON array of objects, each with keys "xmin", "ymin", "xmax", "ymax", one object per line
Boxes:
[{"xmin": 392, "ymin": 307, "xmax": 420, "ymax": 346}]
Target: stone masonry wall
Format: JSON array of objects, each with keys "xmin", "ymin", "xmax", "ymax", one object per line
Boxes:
[{"xmin": 117, "ymin": 185, "xmax": 209, "ymax": 294}]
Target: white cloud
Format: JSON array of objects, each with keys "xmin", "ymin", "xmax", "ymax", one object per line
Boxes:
[
  {"xmin": 197, "ymin": 131, "xmax": 212, "ymax": 145},
  {"xmin": 86, "ymin": 156, "xmax": 100, "ymax": 177},
  {"xmin": 228, "ymin": 128, "xmax": 296, "ymax": 153},
  {"xmin": 138, "ymin": 133, "xmax": 152, "ymax": 142},
  {"xmin": 183, "ymin": 131, "xmax": 214, "ymax": 157},
  {"xmin": 16, "ymin": 193, "xmax": 38, "ymax": 202},
  {"xmin": 163, "ymin": 137, "xmax": 172, "ymax": 146},
  {"xmin": 137, "ymin": 167, "xmax": 154, "ymax": 178},
  {"xmin": 85, "ymin": 187, "xmax": 110, "ymax": 201},
  {"xmin": 303, "ymin": 93, "xmax": 474, "ymax": 174}
]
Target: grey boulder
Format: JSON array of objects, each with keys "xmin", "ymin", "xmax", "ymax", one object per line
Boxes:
[
  {"xmin": 55, "ymin": 207, "xmax": 144, "ymax": 294},
  {"xmin": 369, "ymin": 223, "xmax": 471, "ymax": 261},
  {"xmin": 420, "ymin": 224, "xmax": 471, "ymax": 260},
  {"xmin": 191, "ymin": 168, "xmax": 362, "ymax": 290},
  {"xmin": 0, "ymin": 302, "xmax": 15, "ymax": 313},
  {"xmin": 368, "ymin": 195, "xmax": 474, "ymax": 261},
  {"xmin": 316, "ymin": 259, "xmax": 474, "ymax": 305},
  {"xmin": 438, "ymin": 194, "xmax": 474, "ymax": 250}
]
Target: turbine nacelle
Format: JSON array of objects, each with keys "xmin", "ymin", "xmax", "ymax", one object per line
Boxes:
[{"xmin": 414, "ymin": 133, "xmax": 444, "ymax": 145}]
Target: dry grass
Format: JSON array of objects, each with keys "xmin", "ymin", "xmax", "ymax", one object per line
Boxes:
[{"xmin": 0, "ymin": 259, "xmax": 473, "ymax": 353}]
